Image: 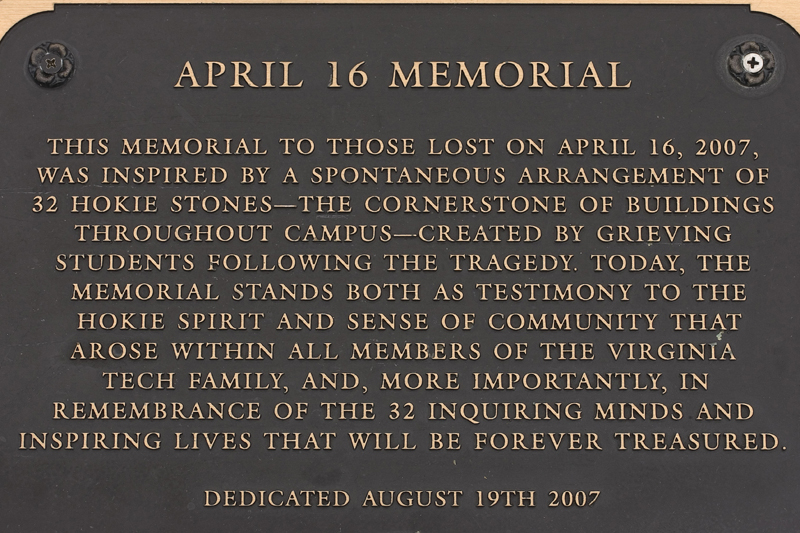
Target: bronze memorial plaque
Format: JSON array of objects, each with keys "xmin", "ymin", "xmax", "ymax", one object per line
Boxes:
[{"xmin": 0, "ymin": 1, "xmax": 798, "ymax": 530}]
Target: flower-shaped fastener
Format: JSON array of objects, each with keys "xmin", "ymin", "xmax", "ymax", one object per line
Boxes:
[
  {"xmin": 727, "ymin": 41, "xmax": 775, "ymax": 88},
  {"xmin": 29, "ymin": 42, "xmax": 75, "ymax": 88}
]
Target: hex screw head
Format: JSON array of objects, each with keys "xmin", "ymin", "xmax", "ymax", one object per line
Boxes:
[
  {"xmin": 29, "ymin": 42, "xmax": 75, "ymax": 88},
  {"xmin": 728, "ymin": 41, "xmax": 774, "ymax": 87}
]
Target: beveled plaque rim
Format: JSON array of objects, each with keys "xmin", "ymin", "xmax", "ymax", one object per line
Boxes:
[{"xmin": 0, "ymin": 0, "xmax": 799, "ymax": 45}]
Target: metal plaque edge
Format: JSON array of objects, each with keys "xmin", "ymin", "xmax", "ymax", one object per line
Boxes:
[{"xmin": 0, "ymin": 0, "xmax": 798, "ymax": 45}]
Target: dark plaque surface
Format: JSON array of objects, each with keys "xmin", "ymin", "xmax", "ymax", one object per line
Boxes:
[{"xmin": 0, "ymin": 4, "xmax": 799, "ymax": 531}]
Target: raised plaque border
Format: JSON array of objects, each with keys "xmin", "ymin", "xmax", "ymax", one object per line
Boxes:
[{"xmin": 0, "ymin": 0, "xmax": 799, "ymax": 45}]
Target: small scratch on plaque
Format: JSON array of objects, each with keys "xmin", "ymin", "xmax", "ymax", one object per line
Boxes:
[
  {"xmin": 175, "ymin": 103, "xmax": 199, "ymax": 127},
  {"xmin": 716, "ymin": 331, "xmax": 724, "ymax": 341}
]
